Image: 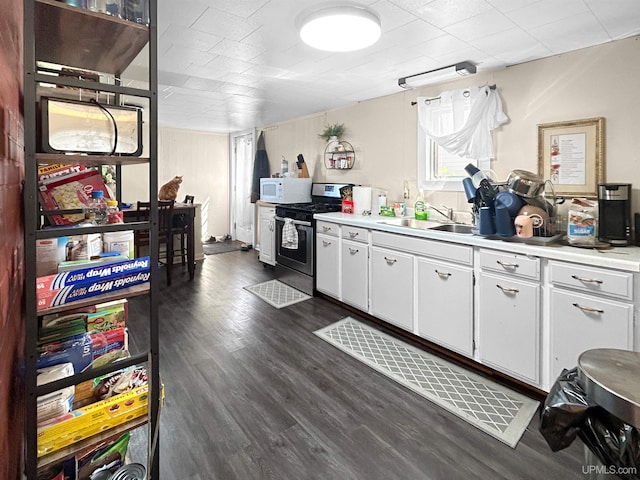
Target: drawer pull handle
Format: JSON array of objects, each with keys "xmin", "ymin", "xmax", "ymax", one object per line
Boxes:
[
  {"xmin": 322, "ymin": 226, "xmax": 332, "ymax": 233},
  {"xmin": 571, "ymin": 275, "xmax": 603, "ymax": 284},
  {"xmin": 322, "ymin": 240, "xmax": 331, "ymax": 247},
  {"xmin": 496, "ymin": 284, "xmax": 519, "ymax": 294},
  {"xmin": 435, "ymin": 269, "xmax": 451, "ymax": 278},
  {"xmin": 573, "ymin": 302, "xmax": 604, "ymax": 314},
  {"xmin": 384, "ymin": 257, "xmax": 397, "ymax": 265},
  {"xmin": 349, "ymin": 248, "xmax": 359, "ymax": 254},
  {"xmin": 348, "ymin": 232, "xmax": 359, "ymax": 239},
  {"xmin": 497, "ymin": 260, "xmax": 519, "ymax": 269}
]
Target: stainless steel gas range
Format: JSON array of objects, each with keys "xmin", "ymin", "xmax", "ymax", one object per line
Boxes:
[{"xmin": 275, "ymin": 182, "xmax": 352, "ymax": 295}]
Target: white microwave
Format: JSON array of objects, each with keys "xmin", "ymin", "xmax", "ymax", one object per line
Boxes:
[{"xmin": 260, "ymin": 177, "xmax": 312, "ymax": 204}]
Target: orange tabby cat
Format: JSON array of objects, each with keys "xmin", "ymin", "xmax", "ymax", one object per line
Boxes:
[{"xmin": 158, "ymin": 175, "xmax": 182, "ymax": 201}]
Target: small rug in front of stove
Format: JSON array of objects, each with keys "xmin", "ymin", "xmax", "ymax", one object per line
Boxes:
[
  {"xmin": 314, "ymin": 317, "xmax": 539, "ymax": 448},
  {"xmin": 244, "ymin": 280, "xmax": 311, "ymax": 309}
]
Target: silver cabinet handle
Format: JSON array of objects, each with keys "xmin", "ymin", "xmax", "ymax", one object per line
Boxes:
[
  {"xmin": 435, "ymin": 269, "xmax": 451, "ymax": 278},
  {"xmin": 348, "ymin": 247, "xmax": 359, "ymax": 254},
  {"xmin": 573, "ymin": 302, "xmax": 604, "ymax": 314},
  {"xmin": 348, "ymin": 231, "xmax": 359, "ymax": 239},
  {"xmin": 496, "ymin": 284, "xmax": 519, "ymax": 294},
  {"xmin": 497, "ymin": 260, "xmax": 519, "ymax": 268},
  {"xmin": 322, "ymin": 226, "xmax": 332, "ymax": 233},
  {"xmin": 322, "ymin": 240, "xmax": 332, "ymax": 247},
  {"xmin": 384, "ymin": 256, "xmax": 397, "ymax": 265},
  {"xmin": 571, "ymin": 275, "xmax": 603, "ymax": 284}
]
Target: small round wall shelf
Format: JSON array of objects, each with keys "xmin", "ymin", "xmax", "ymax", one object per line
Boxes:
[{"xmin": 324, "ymin": 140, "xmax": 355, "ymax": 170}]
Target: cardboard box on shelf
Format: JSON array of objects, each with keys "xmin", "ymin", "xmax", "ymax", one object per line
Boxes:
[
  {"xmin": 38, "ymin": 168, "xmax": 112, "ymax": 225},
  {"xmin": 37, "ymin": 384, "xmax": 164, "ymax": 457},
  {"xmin": 37, "ymin": 270, "xmax": 150, "ymax": 311},
  {"xmin": 36, "ymin": 237, "xmax": 71, "ymax": 277}
]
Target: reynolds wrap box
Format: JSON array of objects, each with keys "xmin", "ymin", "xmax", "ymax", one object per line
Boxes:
[
  {"xmin": 37, "ymin": 257, "xmax": 150, "ymax": 291},
  {"xmin": 37, "ymin": 271, "xmax": 151, "ymax": 311}
]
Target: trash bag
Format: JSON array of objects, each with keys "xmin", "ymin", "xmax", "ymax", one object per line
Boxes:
[
  {"xmin": 541, "ymin": 368, "xmax": 640, "ymax": 480},
  {"xmin": 579, "ymin": 410, "xmax": 640, "ymax": 480},
  {"xmin": 540, "ymin": 367, "xmax": 598, "ymax": 452}
]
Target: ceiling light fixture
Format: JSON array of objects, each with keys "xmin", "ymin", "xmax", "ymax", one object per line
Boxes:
[
  {"xmin": 398, "ymin": 61, "xmax": 477, "ymax": 89},
  {"xmin": 299, "ymin": 6, "xmax": 381, "ymax": 52}
]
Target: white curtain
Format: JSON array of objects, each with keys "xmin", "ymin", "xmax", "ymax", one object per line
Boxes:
[{"xmin": 417, "ymin": 86, "xmax": 508, "ymax": 161}]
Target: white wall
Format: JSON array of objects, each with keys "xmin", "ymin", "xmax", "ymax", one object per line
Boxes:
[
  {"xmin": 121, "ymin": 127, "xmax": 230, "ymax": 240},
  {"xmin": 260, "ymin": 36, "xmax": 640, "ymax": 213}
]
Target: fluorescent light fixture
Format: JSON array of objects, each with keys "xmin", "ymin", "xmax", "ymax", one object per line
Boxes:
[
  {"xmin": 299, "ymin": 6, "xmax": 381, "ymax": 52},
  {"xmin": 398, "ymin": 61, "xmax": 477, "ymax": 89}
]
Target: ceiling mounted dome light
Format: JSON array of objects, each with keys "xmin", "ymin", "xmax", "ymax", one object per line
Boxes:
[{"xmin": 299, "ymin": 6, "xmax": 381, "ymax": 52}]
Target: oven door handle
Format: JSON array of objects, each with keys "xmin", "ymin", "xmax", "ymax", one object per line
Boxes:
[{"xmin": 275, "ymin": 216, "xmax": 312, "ymax": 227}]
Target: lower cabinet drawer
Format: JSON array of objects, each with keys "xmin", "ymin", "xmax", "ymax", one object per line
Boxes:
[
  {"xmin": 479, "ymin": 249, "xmax": 540, "ymax": 281},
  {"xmin": 550, "ymin": 287, "xmax": 633, "ymax": 381},
  {"xmin": 549, "ymin": 260, "xmax": 634, "ymax": 301},
  {"xmin": 342, "ymin": 225, "xmax": 368, "ymax": 243}
]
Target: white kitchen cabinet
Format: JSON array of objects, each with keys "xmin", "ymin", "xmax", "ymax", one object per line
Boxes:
[
  {"xmin": 316, "ymin": 232, "xmax": 340, "ymax": 298},
  {"xmin": 341, "ymin": 239, "xmax": 368, "ymax": 311},
  {"xmin": 478, "ymin": 271, "xmax": 540, "ymax": 385},
  {"xmin": 549, "ymin": 260, "xmax": 634, "ymax": 382},
  {"xmin": 258, "ymin": 205, "xmax": 276, "ymax": 266},
  {"xmin": 370, "ymin": 246, "xmax": 413, "ymax": 331},
  {"xmin": 417, "ymin": 258, "xmax": 474, "ymax": 357}
]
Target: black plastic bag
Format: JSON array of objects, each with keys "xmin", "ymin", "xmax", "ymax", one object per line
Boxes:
[
  {"xmin": 540, "ymin": 367, "xmax": 598, "ymax": 451},
  {"xmin": 579, "ymin": 410, "xmax": 640, "ymax": 480}
]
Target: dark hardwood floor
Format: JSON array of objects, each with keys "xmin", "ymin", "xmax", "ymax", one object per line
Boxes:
[{"xmin": 126, "ymin": 250, "xmax": 586, "ymax": 479}]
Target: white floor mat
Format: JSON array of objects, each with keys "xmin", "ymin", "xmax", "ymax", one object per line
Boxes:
[
  {"xmin": 315, "ymin": 317, "xmax": 539, "ymax": 448},
  {"xmin": 244, "ymin": 280, "xmax": 311, "ymax": 309}
]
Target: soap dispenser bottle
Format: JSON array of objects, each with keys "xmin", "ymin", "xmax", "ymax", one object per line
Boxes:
[{"xmin": 414, "ymin": 189, "xmax": 428, "ymax": 220}]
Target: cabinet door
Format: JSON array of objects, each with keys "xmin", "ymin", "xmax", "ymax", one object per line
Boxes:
[
  {"xmin": 478, "ymin": 271, "xmax": 540, "ymax": 385},
  {"xmin": 316, "ymin": 233, "xmax": 340, "ymax": 298},
  {"xmin": 258, "ymin": 207, "xmax": 275, "ymax": 265},
  {"xmin": 550, "ymin": 288, "xmax": 633, "ymax": 381},
  {"xmin": 417, "ymin": 258, "xmax": 473, "ymax": 357},
  {"xmin": 341, "ymin": 239, "xmax": 368, "ymax": 311},
  {"xmin": 370, "ymin": 247, "xmax": 413, "ymax": 331}
]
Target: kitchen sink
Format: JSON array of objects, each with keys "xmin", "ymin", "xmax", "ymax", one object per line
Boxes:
[
  {"xmin": 428, "ymin": 223, "xmax": 475, "ymax": 234},
  {"xmin": 376, "ymin": 218, "xmax": 441, "ymax": 229}
]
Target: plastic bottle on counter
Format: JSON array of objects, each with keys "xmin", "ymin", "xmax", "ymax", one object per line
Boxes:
[
  {"xmin": 88, "ymin": 191, "xmax": 108, "ymax": 225},
  {"xmin": 414, "ymin": 189, "xmax": 428, "ymax": 220},
  {"xmin": 403, "ymin": 181, "xmax": 410, "ymax": 202},
  {"xmin": 106, "ymin": 200, "xmax": 124, "ymax": 224},
  {"xmin": 281, "ymin": 156, "xmax": 288, "ymax": 176}
]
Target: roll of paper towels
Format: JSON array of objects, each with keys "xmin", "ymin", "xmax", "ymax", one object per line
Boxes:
[{"xmin": 353, "ymin": 186, "xmax": 372, "ymax": 215}]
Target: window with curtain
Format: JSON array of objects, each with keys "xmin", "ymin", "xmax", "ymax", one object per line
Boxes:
[{"xmin": 417, "ymin": 85, "xmax": 507, "ymax": 191}]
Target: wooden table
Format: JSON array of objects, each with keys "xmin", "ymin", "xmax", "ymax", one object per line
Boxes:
[{"xmin": 123, "ymin": 202, "xmax": 196, "ymax": 281}]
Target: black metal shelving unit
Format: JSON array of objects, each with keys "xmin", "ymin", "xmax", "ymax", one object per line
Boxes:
[{"xmin": 22, "ymin": 1, "xmax": 160, "ymax": 478}]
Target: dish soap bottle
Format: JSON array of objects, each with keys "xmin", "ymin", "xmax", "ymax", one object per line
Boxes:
[{"xmin": 414, "ymin": 189, "xmax": 428, "ymax": 220}]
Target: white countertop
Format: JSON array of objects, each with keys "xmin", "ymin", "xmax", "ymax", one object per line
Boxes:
[{"xmin": 314, "ymin": 212, "xmax": 640, "ymax": 273}]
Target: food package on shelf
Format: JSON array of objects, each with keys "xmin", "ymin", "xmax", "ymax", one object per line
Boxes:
[
  {"xmin": 36, "ymin": 269, "xmax": 151, "ymax": 311},
  {"xmin": 37, "ymin": 163, "xmax": 87, "ymax": 183},
  {"xmin": 38, "ymin": 333, "xmax": 94, "ymax": 374},
  {"xmin": 89, "ymin": 327, "xmax": 129, "ymax": 369},
  {"xmin": 75, "ymin": 432, "xmax": 131, "ymax": 480},
  {"xmin": 36, "ymin": 237, "xmax": 71, "ymax": 277},
  {"xmin": 38, "ymin": 168, "xmax": 113, "ymax": 225},
  {"xmin": 93, "ymin": 366, "xmax": 148, "ymax": 400},
  {"xmin": 86, "ymin": 302, "xmax": 127, "ymax": 333},
  {"xmin": 67, "ymin": 234, "xmax": 103, "ymax": 261},
  {"xmin": 37, "ymin": 363, "xmax": 76, "ymax": 426},
  {"xmin": 37, "ymin": 384, "xmax": 164, "ymax": 457},
  {"xmin": 56, "ymin": 254, "xmax": 130, "ymax": 273},
  {"xmin": 38, "ymin": 257, "xmax": 151, "ymax": 291},
  {"xmin": 38, "ymin": 312, "xmax": 87, "ymax": 345}
]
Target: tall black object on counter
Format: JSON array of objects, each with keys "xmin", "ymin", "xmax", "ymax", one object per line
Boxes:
[{"xmin": 22, "ymin": 1, "xmax": 160, "ymax": 478}]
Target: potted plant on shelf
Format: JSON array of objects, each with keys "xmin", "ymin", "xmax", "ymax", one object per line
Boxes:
[{"xmin": 318, "ymin": 123, "xmax": 345, "ymax": 142}]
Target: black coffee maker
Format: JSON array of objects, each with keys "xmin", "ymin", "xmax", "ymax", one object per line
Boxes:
[{"xmin": 598, "ymin": 183, "xmax": 631, "ymax": 246}]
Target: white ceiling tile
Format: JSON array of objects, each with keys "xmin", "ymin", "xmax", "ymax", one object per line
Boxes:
[
  {"xmin": 205, "ymin": 56, "xmax": 254, "ymax": 74},
  {"xmin": 208, "ymin": 39, "xmax": 265, "ymax": 61},
  {"xmin": 158, "ymin": 1, "xmax": 209, "ymax": 27},
  {"xmin": 584, "ymin": 0, "xmax": 640, "ymax": 39},
  {"xmin": 196, "ymin": 0, "xmax": 270, "ymax": 19},
  {"xmin": 471, "ymin": 27, "xmax": 551, "ymax": 61},
  {"xmin": 183, "ymin": 63, "xmax": 227, "ymax": 81},
  {"xmin": 160, "ymin": 24, "xmax": 223, "ymax": 52},
  {"xmin": 444, "ymin": 10, "xmax": 516, "ymax": 42},
  {"xmin": 413, "ymin": 0, "xmax": 494, "ymax": 28},
  {"xmin": 529, "ymin": 11, "xmax": 610, "ymax": 53},
  {"xmin": 485, "ymin": 0, "xmax": 540, "ymax": 13},
  {"xmin": 183, "ymin": 76, "xmax": 224, "ymax": 91},
  {"xmin": 191, "ymin": 7, "xmax": 261, "ymax": 41},
  {"xmin": 505, "ymin": 0, "xmax": 591, "ymax": 31},
  {"xmin": 370, "ymin": 0, "xmax": 419, "ymax": 32},
  {"xmin": 159, "ymin": 45, "xmax": 196, "ymax": 73}
]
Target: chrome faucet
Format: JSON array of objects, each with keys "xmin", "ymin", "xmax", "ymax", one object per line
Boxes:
[{"xmin": 428, "ymin": 203, "xmax": 455, "ymax": 222}]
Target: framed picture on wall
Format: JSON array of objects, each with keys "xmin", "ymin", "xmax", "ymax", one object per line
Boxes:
[{"xmin": 537, "ymin": 117, "xmax": 605, "ymax": 197}]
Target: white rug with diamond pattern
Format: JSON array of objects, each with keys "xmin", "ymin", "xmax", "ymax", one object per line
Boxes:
[
  {"xmin": 244, "ymin": 280, "xmax": 311, "ymax": 309},
  {"xmin": 314, "ymin": 317, "xmax": 539, "ymax": 448}
]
